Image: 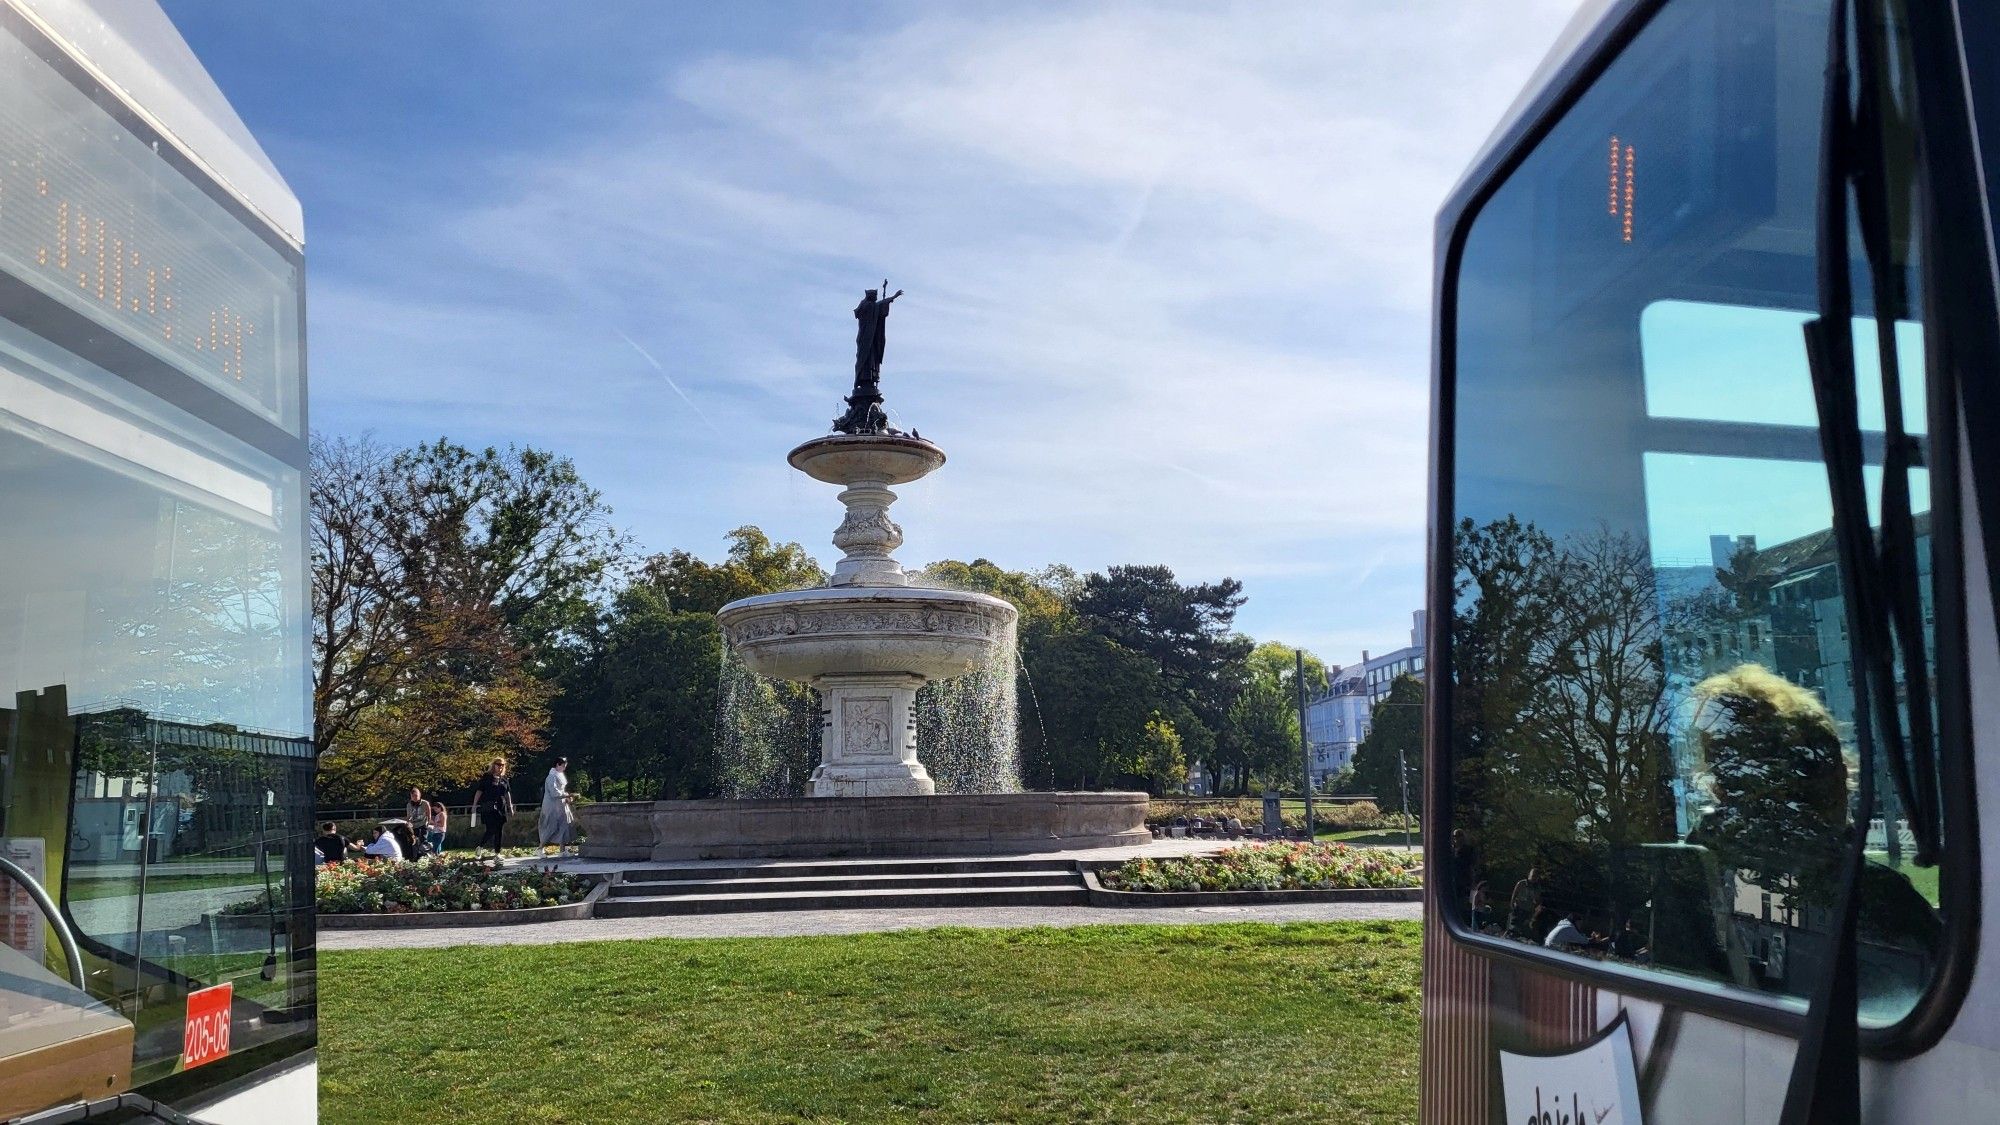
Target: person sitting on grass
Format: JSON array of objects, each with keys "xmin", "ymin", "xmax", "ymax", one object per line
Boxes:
[
  {"xmin": 362, "ymin": 825, "xmax": 403, "ymax": 861},
  {"xmin": 314, "ymin": 822, "xmax": 347, "ymax": 866},
  {"xmin": 1542, "ymin": 912, "xmax": 1607, "ymax": 952}
]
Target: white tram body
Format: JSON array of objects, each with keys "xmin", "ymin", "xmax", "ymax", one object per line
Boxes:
[{"xmin": 0, "ymin": 1, "xmax": 316, "ymax": 1121}]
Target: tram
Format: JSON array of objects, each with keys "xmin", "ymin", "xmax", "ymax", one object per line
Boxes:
[
  {"xmin": 1422, "ymin": 0, "xmax": 2000, "ymax": 1120},
  {"xmin": 0, "ymin": 0, "xmax": 316, "ymax": 1121}
]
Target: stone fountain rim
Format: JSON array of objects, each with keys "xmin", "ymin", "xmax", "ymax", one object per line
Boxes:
[
  {"xmin": 716, "ymin": 583, "xmax": 1018, "ymax": 620},
  {"xmin": 787, "ymin": 433, "xmax": 946, "ymax": 483}
]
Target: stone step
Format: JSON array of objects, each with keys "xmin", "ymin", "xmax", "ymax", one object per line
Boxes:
[
  {"xmin": 615, "ymin": 857, "xmax": 1078, "ymax": 883},
  {"xmin": 609, "ymin": 870, "xmax": 1076, "ymax": 897},
  {"xmin": 595, "ymin": 883, "xmax": 1089, "ymax": 917}
]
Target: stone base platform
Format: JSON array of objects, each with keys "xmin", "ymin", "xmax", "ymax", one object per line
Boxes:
[{"xmin": 576, "ymin": 792, "xmax": 1150, "ymax": 861}]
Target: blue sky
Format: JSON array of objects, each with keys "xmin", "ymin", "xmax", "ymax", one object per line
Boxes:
[{"xmin": 163, "ymin": 0, "xmax": 1579, "ymax": 665}]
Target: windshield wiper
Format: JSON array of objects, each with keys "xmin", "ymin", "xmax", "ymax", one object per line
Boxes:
[{"xmin": 1783, "ymin": 0, "xmax": 1941, "ymax": 1120}]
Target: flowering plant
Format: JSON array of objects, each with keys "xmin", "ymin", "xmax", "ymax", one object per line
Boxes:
[
  {"xmin": 1101, "ymin": 842, "xmax": 1421, "ymax": 893},
  {"xmin": 295, "ymin": 854, "xmax": 589, "ymax": 915}
]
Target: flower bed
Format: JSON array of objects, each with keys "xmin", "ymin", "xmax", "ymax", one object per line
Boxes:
[
  {"xmin": 1101, "ymin": 842, "xmax": 1422, "ymax": 894},
  {"xmin": 303, "ymin": 855, "xmax": 590, "ymax": 915}
]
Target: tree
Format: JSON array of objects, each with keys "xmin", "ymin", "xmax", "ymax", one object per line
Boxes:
[
  {"xmin": 1073, "ymin": 565, "xmax": 1253, "ymax": 791},
  {"xmin": 1450, "ymin": 518, "xmax": 1682, "ymax": 927},
  {"xmin": 377, "ymin": 439, "xmax": 624, "ymax": 662},
  {"xmin": 912, "ymin": 558, "xmax": 1069, "ymax": 630},
  {"xmin": 1686, "ymin": 664, "xmax": 1847, "ymax": 907},
  {"xmin": 1218, "ymin": 642, "xmax": 1318, "ymax": 794},
  {"xmin": 310, "ymin": 437, "xmax": 621, "ymax": 804},
  {"xmin": 594, "ymin": 585, "xmax": 724, "ymax": 799},
  {"xmin": 1074, "ymin": 565, "xmax": 1252, "ymax": 726},
  {"xmin": 1352, "ymin": 675, "xmax": 1423, "ymax": 812},
  {"xmin": 1132, "ymin": 715, "xmax": 1187, "ymax": 792},
  {"xmin": 550, "ymin": 526, "xmax": 824, "ymax": 799},
  {"xmin": 317, "ymin": 600, "xmax": 551, "ymax": 803},
  {"xmin": 311, "ymin": 434, "xmax": 406, "ymax": 762},
  {"xmin": 1018, "ymin": 623, "xmax": 1165, "ymax": 789},
  {"xmin": 637, "ymin": 526, "xmax": 824, "ymax": 616}
]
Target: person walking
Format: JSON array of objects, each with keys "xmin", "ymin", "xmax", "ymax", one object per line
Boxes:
[
  {"xmin": 426, "ymin": 800, "xmax": 448, "ymax": 854},
  {"xmin": 473, "ymin": 759, "xmax": 514, "ymax": 856},
  {"xmin": 404, "ymin": 786, "xmax": 427, "ymax": 825},
  {"xmin": 538, "ymin": 757, "xmax": 577, "ymax": 860}
]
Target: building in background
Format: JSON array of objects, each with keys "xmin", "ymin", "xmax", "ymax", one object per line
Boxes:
[{"xmin": 1304, "ymin": 611, "xmax": 1427, "ymax": 788}]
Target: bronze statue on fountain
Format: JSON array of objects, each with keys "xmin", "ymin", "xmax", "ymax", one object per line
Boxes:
[{"xmin": 833, "ymin": 283, "xmax": 907, "ymax": 436}]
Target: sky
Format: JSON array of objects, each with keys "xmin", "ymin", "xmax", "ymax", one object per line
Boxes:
[{"xmin": 162, "ymin": 0, "xmax": 1583, "ymax": 666}]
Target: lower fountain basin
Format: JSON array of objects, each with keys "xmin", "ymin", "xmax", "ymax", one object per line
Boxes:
[
  {"xmin": 717, "ymin": 585, "xmax": 1018, "ymax": 683},
  {"xmin": 577, "ymin": 792, "xmax": 1152, "ymax": 860}
]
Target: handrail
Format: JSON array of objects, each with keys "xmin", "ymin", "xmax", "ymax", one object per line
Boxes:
[{"xmin": 0, "ymin": 853, "xmax": 87, "ymax": 990}]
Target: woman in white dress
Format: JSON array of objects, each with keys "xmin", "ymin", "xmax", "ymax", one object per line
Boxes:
[{"xmin": 538, "ymin": 757, "xmax": 577, "ymax": 859}]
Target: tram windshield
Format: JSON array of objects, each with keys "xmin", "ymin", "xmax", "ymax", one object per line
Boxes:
[
  {"xmin": 0, "ymin": 4, "xmax": 314, "ymax": 1117},
  {"xmin": 1444, "ymin": 0, "xmax": 1949, "ymax": 1024}
]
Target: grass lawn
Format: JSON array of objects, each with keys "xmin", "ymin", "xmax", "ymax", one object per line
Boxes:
[
  {"xmin": 1868, "ymin": 852, "xmax": 1940, "ymax": 906},
  {"xmin": 1316, "ymin": 828, "xmax": 1417, "ymax": 848},
  {"xmin": 321, "ymin": 921, "xmax": 1421, "ymax": 1124},
  {"xmin": 65, "ymin": 872, "xmax": 272, "ymax": 902}
]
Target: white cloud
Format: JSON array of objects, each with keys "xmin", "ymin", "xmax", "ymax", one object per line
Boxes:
[{"xmin": 308, "ymin": 0, "xmax": 1580, "ymax": 660}]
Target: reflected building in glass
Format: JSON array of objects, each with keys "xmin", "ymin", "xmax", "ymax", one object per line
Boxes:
[{"xmin": 0, "ymin": 1, "xmax": 315, "ymax": 1117}]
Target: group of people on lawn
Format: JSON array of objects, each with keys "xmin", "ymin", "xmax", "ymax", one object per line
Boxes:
[{"xmin": 312, "ymin": 757, "xmax": 579, "ymax": 865}]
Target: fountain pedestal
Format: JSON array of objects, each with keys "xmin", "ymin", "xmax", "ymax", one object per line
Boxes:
[{"xmin": 811, "ymin": 672, "xmax": 933, "ymax": 796}]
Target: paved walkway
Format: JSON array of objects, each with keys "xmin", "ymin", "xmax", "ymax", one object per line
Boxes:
[{"xmin": 320, "ymin": 900, "xmax": 1420, "ymax": 950}]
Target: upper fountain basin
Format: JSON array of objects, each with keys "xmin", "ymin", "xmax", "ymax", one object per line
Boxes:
[
  {"xmin": 717, "ymin": 585, "xmax": 1018, "ymax": 683},
  {"xmin": 788, "ymin": 434, "xmax": 945, "ymax": 487}
]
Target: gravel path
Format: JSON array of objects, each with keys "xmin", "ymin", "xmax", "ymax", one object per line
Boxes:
[{"xmin": 318, "ymin": 899, "xmax": 1421, "ymax": 950}]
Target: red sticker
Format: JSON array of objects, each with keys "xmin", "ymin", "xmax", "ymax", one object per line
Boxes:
[{"xmin": 182, "ymin": 982, "xmax": 233, "ymax": 1069}]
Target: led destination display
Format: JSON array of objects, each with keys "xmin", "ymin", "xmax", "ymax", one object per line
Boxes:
[{"xmin": 0, "ymin": 28, "xmax": 300, "ymax": 432}]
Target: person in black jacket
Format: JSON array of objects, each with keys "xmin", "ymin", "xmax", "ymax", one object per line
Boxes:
[
  {"xmin": 314, "ymin": 822, "xmax": 348, "ymax": 866},
  {"xmin": 473, "ymin": 758, "xmax": 515, "ymax": 855}
]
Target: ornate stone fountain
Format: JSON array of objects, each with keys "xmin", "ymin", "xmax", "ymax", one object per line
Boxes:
[
  {"xmin": 717, "ymin": 432, "xmax": 1016, "ymax": 796},
  {"xmin": 577, "ymin": 287, "xmax": 1146, "ymax": 860}
]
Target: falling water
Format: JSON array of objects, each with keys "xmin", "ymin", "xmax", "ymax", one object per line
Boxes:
[
  {"xmin": 714, "ymin": 642, "xmax": 821, "ymax": 798},
  {"xmin": 914, "ymin": 615, "xmax": 1022, "ymax": 793},
  {"xmin": 713, "ymin": 598, "xmax": 1026, "ymax": 797}
]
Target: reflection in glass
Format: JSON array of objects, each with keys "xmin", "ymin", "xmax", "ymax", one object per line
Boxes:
[
  {"xmin": 1446, "ymin": 0, "xmax": 1944, "ymax": 1024},
  {"xmin": 0, "ymin": 330, "xmax": 310, "ymax": 1084}
]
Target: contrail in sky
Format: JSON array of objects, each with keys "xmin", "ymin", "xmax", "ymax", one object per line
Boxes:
[{"xmin": 615, "ymin": 328, "xmax": 723, "ymax": 437}]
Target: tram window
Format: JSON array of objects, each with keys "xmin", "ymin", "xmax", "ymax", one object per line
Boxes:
[{"xmin": 1445, "ymin": 0, "xmax": 1950, "ymax": 1026}]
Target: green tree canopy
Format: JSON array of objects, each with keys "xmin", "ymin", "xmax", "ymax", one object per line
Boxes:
[
  {"xmin": 549, "ymin": 526, "xmax": 823, "ymax": 799},
  {"xmin": 637, "ymin": 526, "xmax": 825, "ymax": 616},
  {"xmin": 1351, "ymin": 674, "xmax": 1423, "ymax": 811},
  {"xmin": 312, "ymin": 437, "xmax": 616, "ymax": 804}
]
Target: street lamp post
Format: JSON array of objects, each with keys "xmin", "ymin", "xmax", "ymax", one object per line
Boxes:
[
  {"xmin": 1296, "ymin": 649, "xmax": 1314, "ymax": 840},
  {"xmin": 1397, "ymin": 742, "xmax": 1413, "ymax": 851}
]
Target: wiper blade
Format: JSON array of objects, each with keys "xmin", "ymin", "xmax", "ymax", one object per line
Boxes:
[
  {"xmin": 1848, "ymin": 0, "xmax": 1942, "ymax": 868},
  {"xmin": 1783, "ymin": 0, "xmax": 1877, "ymax": 1120}
]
